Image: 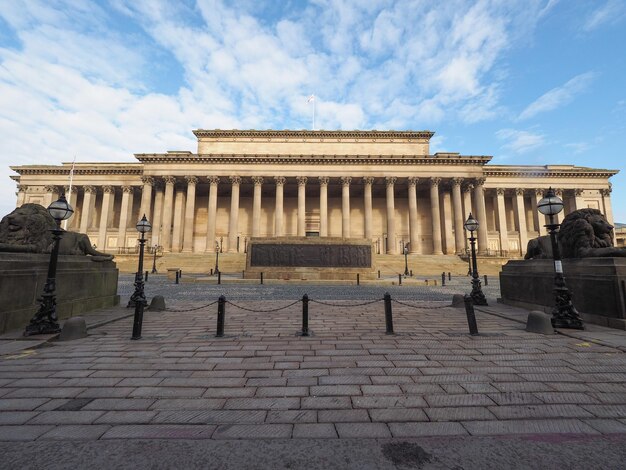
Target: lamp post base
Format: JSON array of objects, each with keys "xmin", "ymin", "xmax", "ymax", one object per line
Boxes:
[
  {"xmin": 551, "ymin": 287, "xmax": 584, "ymax": 330},
  {"xmin": 470, "ymin": 278, "xmax": 488, "ymax": 306}
]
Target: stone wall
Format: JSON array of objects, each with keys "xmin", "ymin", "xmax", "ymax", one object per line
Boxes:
[{"xmin": 0, "ymin": 253, "xmax": 119, "ymax": 334}]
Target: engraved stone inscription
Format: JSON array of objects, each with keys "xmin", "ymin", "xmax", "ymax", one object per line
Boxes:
[{"xmin": 250, "ymin": 244, "xmax": 371, "ymax": 268}]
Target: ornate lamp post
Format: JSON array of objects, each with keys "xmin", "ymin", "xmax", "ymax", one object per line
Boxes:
[
  {"xmin": 24, "ymin": 195, "xmax": 74, "ymax": 336},
  {"xmin": 214, "ymin": 241, "xmax": 220, "ymax": 275},
  {"xmin": 537, "ymin": 188, "xmax": 584, "ymax": 329},
  {"xmin": 463, "ymin": 213, "xmax": 488, "ymax": 306},
  {"xmin": 151, "ymin": 240, "xmax": 159, "ymax": 274},
  {"xmin": 403, "ymin": 243, "xmax": 409, "ymax": 276},
  {"xmin": 131, "ymin": 214, "xmax": 152, "ymax": 340}
]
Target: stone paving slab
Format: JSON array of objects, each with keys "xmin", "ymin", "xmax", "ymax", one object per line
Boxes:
[{"xmin": 1, "ymin": 295, "xmax": 626, "ymax": 443}]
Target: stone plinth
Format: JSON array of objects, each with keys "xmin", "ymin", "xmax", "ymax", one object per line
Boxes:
[
  {"xmin": 245, "ymin": 237, "xmax": 375, "ymax": 280},
  {"xmin": 0, "ymin": 253, "xmax": 119, "ymax": 334},
  {"xmin": 499, "ymin": 258, "xmax": 626, "ymax": 329}
]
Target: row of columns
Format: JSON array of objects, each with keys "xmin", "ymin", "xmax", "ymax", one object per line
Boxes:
[{"xmin": 20, "ymin": 179, "xmax": 613, "ymax": 255}]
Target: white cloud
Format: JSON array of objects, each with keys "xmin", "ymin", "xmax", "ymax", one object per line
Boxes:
[
  {"xmin": 565, "ymin": 142, "xmax": 590, "ymax": 154},
  {"xmin": 496, "ymin": 128, "xmax": 546, "ymax": 154},
  {"xmin": 583, "ymin": 0, "xmax": 626, "ymax": 32},
  {"xmin": 518, "ymin": 72, "xmax": 595, "ymax": 120}
]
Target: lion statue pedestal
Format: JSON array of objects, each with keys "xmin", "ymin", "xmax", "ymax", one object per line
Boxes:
[
  {"xmin": 501, "ymin": 209, "xmax": 626, "ymax": 330},
  {"xmin": 0, "ymin": 204, "xmax": 119, "ymax": 334}
]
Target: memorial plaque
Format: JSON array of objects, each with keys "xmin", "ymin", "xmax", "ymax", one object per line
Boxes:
[{"xmin": 250, "ymin": 243, "xmax": 371, "ymax": 268}]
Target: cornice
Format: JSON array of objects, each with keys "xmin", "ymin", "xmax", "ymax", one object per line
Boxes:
[
  {"xmin": 483, "ymin": 166, "xmax": 619, "ymax": 178},
  {"xmin": 134, "ymin": 153, "xmax": 492, "ymax": 166},
  {"xmin": 10, "ymin": 165, "xmax": 143, "ymax": 176},
  {"xmin": 192, "ymin": 129, "xmax": 435, "ymax": 141}
]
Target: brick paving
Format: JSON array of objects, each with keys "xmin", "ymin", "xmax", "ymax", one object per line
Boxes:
[{"xmin": 1, "ymin": 291, "xmax": 626, "ymax": 442}]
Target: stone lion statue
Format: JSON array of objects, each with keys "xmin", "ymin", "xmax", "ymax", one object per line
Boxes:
[
  {"xmin": 0, "ymin": 203, "xmax": 114, "ymax": 261},
  {"xmin": 525, "ymin": 208, "xmax": 625, "ymax": 259}
]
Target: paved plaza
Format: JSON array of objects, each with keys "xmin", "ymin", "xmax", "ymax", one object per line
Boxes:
[{"xmin": 1, "ymin": 277, "xmax": 626, "ymax": 469}]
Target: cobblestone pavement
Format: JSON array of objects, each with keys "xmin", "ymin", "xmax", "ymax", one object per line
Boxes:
[
  {"xmin": 117, "ymin": 273, "xmax": 502, "ymax": 303},
  {"xmin": 2, "ymin": 282, "xmax": 626, "ymax": 468}
]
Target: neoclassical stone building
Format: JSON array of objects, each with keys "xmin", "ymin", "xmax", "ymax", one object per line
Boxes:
[{"xmin": 10, "ymin": 129, "xmax": 618, "ymax": 257}]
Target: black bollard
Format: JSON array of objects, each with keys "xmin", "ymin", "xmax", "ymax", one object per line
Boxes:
[
  {"xmin": 448, "ymin": 272, "xmax": 451, "ymax": 281},
  {"xmin": 175, "ymin": 271, "xmax": 179, "ymax": 284},
  {"xmin": 378, "ymin": 270, "xmax": 381, "ymax": 279},
  {"xmin": 242, "ymin": 270, "xmax": 245, "ymax": 279},
  {"xmin": 299, "ymin": 294, "xmax": 310, "ymax": 337},
  {"xmin": 216, "ymin": 295, "xmax": 225, "ymax": 337},
  {"xmin": 410, "ymin": 270, "xmax": 413, "ymax": 277},
  {"xmin": 441, "ymin": 272, "xmax": 446, "ymax": 286},
  {"xmin": 357, "ymin": 273, "xmax": 360, "ymax": 286},
  {"xmin": 398, "ymin": 274, "xmax": 402, "ymax": 285},
  {"xmin": 384, "ymin": 292, "xmax": 394, "ymax": 334},
  {"xmin": 218, "ymin": 272, "xmax": 221, "ymax": 285},
  {"xmin": 484, "ymin": 274, "xmax": 488, "ymax": 286},
  {"xmin": 179, "ymin": 269, "xmax": 182, "ymax": 278},
  {"xmin": 463, "ymin": 295, "xmax": 479, "ymax": 336},
  {"xmin": 145, "ymin": 271, "xmax": 148, "ymax": 281},
  {"xmin": 210, "ymin": 268, "xmax": 213, "ymax": 276},
  {"xmin": 260, "ymin": 272, "xmax": 264, "ymax": 285}
]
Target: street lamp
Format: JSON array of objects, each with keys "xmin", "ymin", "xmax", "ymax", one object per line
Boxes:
[
  {"xmin": 151, "ymin": 244, "xmax": 159, "ymax": 274},
  {"xmin": 463, "ymin": 213, "xmax": 488, "ymax": 306},
  {"xmin": 214, "ymin": 240, "xmax": 220, "ymax": 275},
  {"xmin": 130, "ymin": 214, "xmax": 151, "ymax": 340},
  {"xmin": 403, "ymin": 243, "xmax": 409, "ymax": 276},
  {"xmin": 537, "ymin": 187, "xmax": 584, "ymax": 329},
  {"xmin": 24, "ymin": 195, "xmax": 74, "ymax": 336}
]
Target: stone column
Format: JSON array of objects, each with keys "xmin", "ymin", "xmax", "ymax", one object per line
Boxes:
[
  {"xmin": 429, "ymin": 177, "xmax": 443, "ymax": 255},
  {"xmin": 407, "ymin": 177, "xmax": 419, "ymax": 254},
  {"xmin": 171, "ymin": 186, "xmax": 186, "ymax": 252},
  {"xmin": 63, "ymin": 186, "xmax": 79, "ymax": 230},
  {"xmin": 297, "ymin": 176, "xmax": 307, "ymax": 237},
  {"xmin": 151, "ymin": 182, "xmax": 164, "ymax": 247},
  {"xmin": 474, "ymin": 178, "xmax": 488, "ymax": 254},
  {"xmin": 274, "ymin": 177, "xmax": 285, "ymax": 236},
  {"xmin": 495, "ymin": 188, "xmax": 509, "ymax": 254},
  {"xmin": 16, "ymin": 185, "xmax": 28, "ymax": 207},
  {"xmin": 514, "ymin": 188, "xmax": 528, "ymax": 256},
  {"xmin": 442, "ymin": 187, "xmax": 455, "ymax": 254},
  {"xmin": 451, "ymin": 178, "xmax": 465, "ymax": 254},
  {"xmin": 601, "ymin": 186, "xmax": 616, "ymax": 244},
  {"xmin": 532, "ymin": 188, "xmax": 546, "ymax": 235},
  {"xmin": 139, "ymin": 176, "xmax": 154, "ymax": 223},
  {"xmin": 161, "ymin": 176, "xmax": 176, "ymax": 252},
  {"xmin": 363, "ymin": 177, "xmax": 374, "ymax": 240},
  {"xmin": 97, "ymin": 185, "xmax": 115, "ymax": 249},
  {"xmin": 43, "ymin": 185, "xmax": 57, "ymax": 207},
  {"xmin": 341, "ymin": 177, "xmax": 351, "ymax": 238},
  {"xmin": 182, "ymin": 176, "xmax": 197, "ymax": 252},
  {"xmin": 573, "ymin": 189, "xmax": 585, "ymax": 210},
  {"xmin": 554, "ymin": 189, "xmax": 565, "ymax": 225},
  {"xmin": 252, "ymin": 177, "xmax": 263, "ymax": 237},
  {"xmin": 205, "ymin": 176, "xmax": 219, "ymax": 251},
  {"xmin": 228, "ymin": 176, "xmax": 241, "ymax": 252},
  {"xmin": 319, "ymin": 177, "xmax": 329, "ymax": 237},
  {"xmin": 79, "ymin": 185, "xmax": 97, "ymax": 234},
  {"xmin": 117, "ymin": 185, "xmax": 134, "ymax": 249},
  {"xmin": 385, "ymin": 177, "xmax": 397, "ymax": 254}
]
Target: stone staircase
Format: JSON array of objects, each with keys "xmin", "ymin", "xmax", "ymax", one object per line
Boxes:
[{"xmin": 113, "ymin": 251, "xmax": 506, "ymax": 276}]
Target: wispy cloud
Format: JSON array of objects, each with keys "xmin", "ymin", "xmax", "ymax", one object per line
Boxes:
[
  {"xmin": 518, "ymin": 72, "xmax": 595, "ymax": 120},
  {"xmin": 583, "ymin": 0, "xmax": 626, "ymax": 32},
  {"xmin": 565, "ymin": 142, "xmax": 590, "ymax": 154},
  {"xmin": 496, "ymin": 128, "xmax": 546, "ymax": 154}
]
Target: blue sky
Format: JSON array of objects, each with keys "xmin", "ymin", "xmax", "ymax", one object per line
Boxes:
[{"xmin": 1, "ymin": 0, "xmax": 625, "ymax": 222}]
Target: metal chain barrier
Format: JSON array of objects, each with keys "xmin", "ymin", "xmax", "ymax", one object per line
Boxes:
[
  {"xmin": 165, "ymin": 299, "xmax": 220, "ymax": 313},
  {"xmin": 225, "ymin": 299, "xmax": 301, "ymax": 313},
  {"xmin": 309, "ymin": 298, "xmax": 384, "ymax": 307},
  {"xmin": 391, "ymin": 298, "xmax": 451, "ymax": 310}
]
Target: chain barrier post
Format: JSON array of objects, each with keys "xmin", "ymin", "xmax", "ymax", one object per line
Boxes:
[
  {"xmin": 210, "ymin": 268, "xmax": 213, "ymax": 276},
  {"xmin": 218, "ymin": 272, "xmax": 221, "ymax": 285},
  {"xmin": 463, "ymin": 294, "xmax": 479, "ymax": 336},
  {"xmin": 242, "ymin": 270, "xmax": 245, "ymax": 279},
  {"xmin": 175, "ymin": 271, "xmax": 179, "ymax": 284},
  {"xmin": 384, "ymin": 292, "xmax": 394, "ymax": 334},
  {"xmin": 216, "ymin": 295, "xmax": 225, "ymax": 337},
  {"xmin": 357, "ymin": 273, "xmax": 360, "ymax": 286},
  {"xmin": 484, "ymin": 274, "xmax": 488, "ymax": 286},
  {"xmin": 398, "ymin": 274, "xmax": 402, "ymax": 285},
  {"xmin": 145, "ymin": 271, "xmax": 148, "ymax": 282},
  {"xmin": 260, "ymin": 272, "xmax": 264, "ymax": 285},
  {"xmin": 299, "ymin": 294, "xmax": 310, "ymax": 337},
  {"xmin": 441, "ymin": 272, "xmax": 446, "ymax": 286},
  {"xmin": 410, "ymin": 270, "xmax": 413, "ymax": 277},
  {"xmin": 378, "ymin": 270, "xmax": 380, "ymax": 279},
  {"xmin": 448, "ymin": 272, "xmax": 451, "ymax": 281},
  {"xmin": 179, "ymin": 269, "xmax": 182, "ymax": 278}
]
